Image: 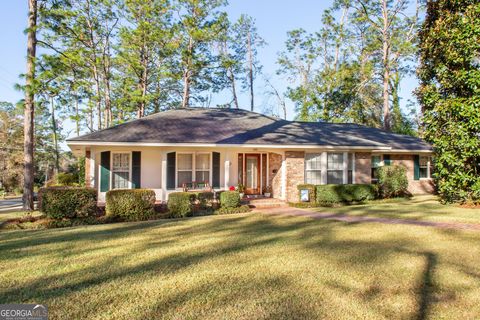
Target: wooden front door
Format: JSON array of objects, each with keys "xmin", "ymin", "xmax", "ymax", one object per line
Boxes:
[{"xmin": 244, "ymin": 154, "xmax": 260, "ymax": 194}]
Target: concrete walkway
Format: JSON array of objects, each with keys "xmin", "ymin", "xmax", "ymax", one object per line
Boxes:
[{"xmin": 255, "ymin": 207, "xmax": 480, "ymax": 232}]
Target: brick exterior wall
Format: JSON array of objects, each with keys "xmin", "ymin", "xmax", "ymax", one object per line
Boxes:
[
  {"xmin": 285, "ymin": 151, "xmax": 305, "ymax": 202},
  {"xmin": 354, "ymin": 152, "xmax": 371, "ymax": 184},
  {"xmin": 390, "ymin": 154, "xmax": 435, "ymax": 194},
  {"xmin": 268, "ymin": 153, "xmax": 283, "ymax": 199}
]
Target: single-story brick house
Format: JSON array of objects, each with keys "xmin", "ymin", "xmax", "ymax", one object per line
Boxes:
[{"xmin": 66, "ymin": 108, "xmax": 434, "ymax": 202}]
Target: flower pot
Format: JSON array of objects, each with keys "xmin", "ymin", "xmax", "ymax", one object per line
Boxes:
[
  {"xmin": 264, "ymin": 193, "xmax": 271, "ymax": 198},
  {"xmin": 239, "ymin": 193, "xmax": 245, "ymax": 199}
]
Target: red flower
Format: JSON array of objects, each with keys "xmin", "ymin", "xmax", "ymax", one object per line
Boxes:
[{"xmin": 229, "ymin": 186, "xmax": 235, "ymax": 191}]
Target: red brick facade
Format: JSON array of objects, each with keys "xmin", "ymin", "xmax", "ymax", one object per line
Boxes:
[
  {"xmin": 268, "ymin": 152, "xmax": 283, "ymax": 199},
  {"xmin": 283, "ymin": 151, "xmax": 434, "ymax": 202},
  {"xmin": 285, "ymin": 151, "xmax": 305, "ymax": 202}
]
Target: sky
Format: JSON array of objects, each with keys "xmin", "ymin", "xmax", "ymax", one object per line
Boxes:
[{"xmin": 0, "ymin": 0, "xmax": 420, "ymax": 142}]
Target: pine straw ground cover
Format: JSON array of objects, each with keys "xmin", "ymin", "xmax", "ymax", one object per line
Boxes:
[
  {"xmin": 311, "ymin": 195, "xmax": 480, "ymax": 224},
  {"xmin": 0, "ymin": 212, "xmax": 479, "ymax": 319}
]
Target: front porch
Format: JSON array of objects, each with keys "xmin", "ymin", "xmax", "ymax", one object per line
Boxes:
[{"xmin": 81, "ymin": 146, "xmax": 287, "ymax": 202}]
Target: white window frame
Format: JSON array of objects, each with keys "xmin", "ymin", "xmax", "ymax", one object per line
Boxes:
[
  {"xmin": 111, "ymin": 151, "xmax": 132, "ymax": 189},
  {"xmin": 371, "ymin": 154, "xmax": 383, "ymax": 182},
  {"xmin": 347, "ymin": 152, "xmax": 355, "ymax": 184},
  {"xmin": 195, "ymin": 152, "xmax": 211, "ymax": 185},
  {"xmin": 176, "ymin": 152, "xmax": 212, "ymax": 189},
  {"xmin": 305, "ymin": 153, "xmax": 323, "ymax": 185},
  {"xmin": 327, "ymin": 152, "xmax": 344, "ymax": 184},
  {"xmin": 419, "ymin": 156, "xmax": 432, "ymax": 179}
]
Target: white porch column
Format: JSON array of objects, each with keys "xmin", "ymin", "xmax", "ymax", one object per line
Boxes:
[
  {"xmin": 281, "ymin": 152, "xmax": 287, "ymax": 200},
  {"xmin": 351, "ymin": 153, "xmax": 356, "ymax": 184},
  {"xmin": 160, "ymin": 151, "xmax": 167, "ymax": 201},
  {"xmin": 89, "ymin": 150, "xmax": 96, "ymax": 188},
  {"xmin": 321, "ymin": 152, "xmax": 327, "ymax": 184},
  {"xmin": 224, "ymin": 151, "xmax": 230, "ymax": 190},
  {"xmin": 343, "ymin": 152, "xmax": 348, "ymax": 184}
]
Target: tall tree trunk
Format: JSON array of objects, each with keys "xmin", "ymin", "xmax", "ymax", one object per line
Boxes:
[
  {"xmin": 228, "ymin": 68, "xmax": 239, "ymax": 109},
  {"xmin": 382, "ymin": 37, "xmax": 391, "ymax": 131},
  {"xmin": 381, "ymin": 0, "xmax": 391, "ymax": 131},
  {"xmin": 23, "ymin": 0, "xmax": 37, "ymax": 211},
  {"xmin": 75, "ymin": 93, "xmax": 80, "ymax": 136},
  {"xmin": 182, "ymin": 70, "xmax": 190, "ymax": 108},
  {"xmin": 247, "ymin": 31, "xmax": 254, "ymax": 111},
  {"xmin": 137, "ymin": 45, "xmax": 148, "ymax": 118},
  {"xmin": 50, "ymin": 96, "xmax": 60, "ymax": 174}
]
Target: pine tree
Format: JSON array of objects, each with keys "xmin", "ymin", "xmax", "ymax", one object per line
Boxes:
[
  {"xmin": 23, "ymin": 0, "xmax": 38, "ymax": 211},
  {"xmin": 176, "ymin": 0, "xmax": 227, "ymax": 108}
]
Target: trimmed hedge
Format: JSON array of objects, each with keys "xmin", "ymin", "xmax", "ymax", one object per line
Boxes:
[
  {"xmin": 39, "ymin": 187, "xmax": 97, "ymax": 219},
  {"xmin": 316, "ymin": 184, "xmax": 376, "ymax": 206},
  {"xmin": 297, "ymin": 184, "xmax": 316, "ymax": 203},
  {"xmin": 168, "ymin": 192, "xmax": 196, "ymax": 218},
  {"xmin": 189, "ymin": 191, "xmax": 214, "ymax": 210},
  {"xmin": 106, "ymin": 189, "xmax": 156, "ymax": 221},
  {"xmin": 220, "ymin": 191, "xmax": 241, "ymax": 208},
  {"xmin": 377, "ymin": 165, "xmax": 409, "ymax": 198}
]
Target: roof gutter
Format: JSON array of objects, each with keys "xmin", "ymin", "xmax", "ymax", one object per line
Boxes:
[{"xmin": 67, "ymin": 140, "xmax": 391, "ymax": 150}]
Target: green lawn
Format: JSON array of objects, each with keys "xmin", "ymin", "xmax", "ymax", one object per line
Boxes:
[
  {"xmin": 312, "ymin": 195, "xmax": 480, "ymax": 224},
  {"xmin": 0, "ymin": 211, "xmax": 42, "ymax": 223},
  {"xmin": 1, "ymin": 212, "xmax": 479, "ymax": 319}
]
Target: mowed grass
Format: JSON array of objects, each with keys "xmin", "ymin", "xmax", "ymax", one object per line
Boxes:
[
  {"xmin": 1, "ymin": 213, "xmax": 480, "ymax": 319},
  {"xmin": 313, "ymin": 195, "xmax": 480, "ymax": 224}
]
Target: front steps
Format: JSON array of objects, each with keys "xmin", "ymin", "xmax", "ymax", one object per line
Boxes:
[{"xmin": 241, "ymin": 197, "xmax": 288, "ymax": 209}]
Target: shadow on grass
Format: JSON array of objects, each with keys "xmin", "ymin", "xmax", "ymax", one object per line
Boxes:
[
  {"xmin": 0, "ymin": 213, "xmax": 469, "ymax": 319},
  {"xmin": 416, "ymin": 252, "xmax": 437, "ymax": 320}
]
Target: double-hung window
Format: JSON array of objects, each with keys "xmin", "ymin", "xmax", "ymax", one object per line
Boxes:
[
  {"xmin": 177, "ymin": 154, "xmax": 193, "ymax": 188},
  {"xmin": 177, "ymin": 153, "xmax": 211, "ymax": 188},
  {"xmin": 327, "ymin": 153, "xmax": 344, "ymax": 184},
  {"xmin": 348, "ymin": 153, "xmax": 354, "ymax": 184},
  {"xmin": 371, "ymin": 155, "xmax": 381, "ymax": 181},
  {"xmin": 419, "ymin": 156, "xmax": 432, "ymax": 179},
  {"xmin": 305, "ymin": 153, "xmax": 322, "ymax": 185},
  {"xmin": 195, "ymin": 153, "xmax": 210, "ymax": 184},
  {"xmin": 112, "ymin": 153, "xmax": 130, "ymax": 189}
]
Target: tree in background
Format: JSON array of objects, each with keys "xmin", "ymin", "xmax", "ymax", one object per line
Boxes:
[
  {"xmin": 177, "ymin": 0, "xmax": 227, "ymax": 108},
  {"xmin": 278, "ymin": 0, "xmax": 419, "ymax": 133},
  {"xmin": 0, "ymin": 102, "xmax": 24, "ymax": 193},
  {"xmin": 233, "ymin": 15, "xmax": 265, "ymax": 111},
  {"xmin": 117, "ymin": 0, "xmax": 175, "ymax": 118},
  {"xmin": 417, "ymin": 0, "xmax": 480, "ymax": 203}
]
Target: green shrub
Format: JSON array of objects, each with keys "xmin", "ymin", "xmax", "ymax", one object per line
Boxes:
[
  {"xmin": 377, "ymin": 165, "xmax": 409, "ymax": 198},
  {"xmin": 316, "ymin": 184, "xmax": 376, "ymax": 206},
  {"xmin": 56, "ymin": 173, "xmax": 78, "ymax": 186},
  {"xmin": 297, "ymin": 184, "xmax": 316, "ymax": 203},
  {"xmin": 188, "ymin": 191, "xmax": 214, "ymax": 210},
  {"xmin": 168, "ymin": 192, "xmax": 196, "ymax": 218},
  {"xmin": 215, "ymin": 205, "xmax": 250, "ymax": 215},
  {"xmin": 106, "ymin": 189, "xmax": 156, "ymax": 221},
  {"xmin": 220, "ymin": 191, "xmax": 241, "ymax": 208},
  {"xmin": 39, "ymin": 187, "xmax": 97, "ymax": 219}
]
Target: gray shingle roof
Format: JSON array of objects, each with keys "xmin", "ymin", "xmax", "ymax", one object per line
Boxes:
[{"xmin": 67, "ymin": 108, "xmax": 432, "ymax": 151}]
